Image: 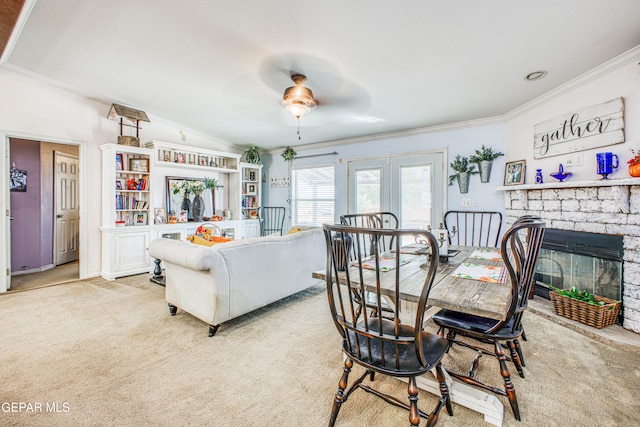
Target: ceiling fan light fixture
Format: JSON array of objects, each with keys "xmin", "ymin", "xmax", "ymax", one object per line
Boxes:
[{"xmin": 282, "ymin": 73, "xmax": 316, "ymax": 118}]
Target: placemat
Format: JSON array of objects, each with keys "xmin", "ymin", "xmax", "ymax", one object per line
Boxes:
[{"xmin": 451, "ymin": 262, "xmax": 506, "ymax": 283}]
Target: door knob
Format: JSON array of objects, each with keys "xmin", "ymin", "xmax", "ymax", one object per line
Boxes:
[{"xmin": 56, "ymin": 214, "xmax": 63, "ymax": 218}]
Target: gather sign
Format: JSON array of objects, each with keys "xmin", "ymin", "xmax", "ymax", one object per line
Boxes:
[{"xmin": 533, "ymin": 97, "xmax": 624, "ymax": 159}]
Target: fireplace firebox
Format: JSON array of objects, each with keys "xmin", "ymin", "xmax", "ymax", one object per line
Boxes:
[{"xmin": 534, "ymin": 229, "xmax": 624, "ymax": 324}]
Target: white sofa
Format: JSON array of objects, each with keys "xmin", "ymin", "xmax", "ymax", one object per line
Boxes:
[{"xmin": 148, "ymin": 227, "xmax": 325, "ymax": 336}]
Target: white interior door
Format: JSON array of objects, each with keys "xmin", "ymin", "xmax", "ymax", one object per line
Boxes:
[
  {"xmin": 55, "ymin": 151, "xmax": 79, "ymax": 265},
  {"xmin": 348, "ymin": 153, "xmax": 445, "ymax": 230}
]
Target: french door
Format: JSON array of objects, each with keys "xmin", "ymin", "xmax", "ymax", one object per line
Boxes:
[{"xmin": 347, "ymin": 153, "xmax": 445, "ymax": 231}]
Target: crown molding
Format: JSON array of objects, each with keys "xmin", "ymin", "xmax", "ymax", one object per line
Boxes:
[
  {"xmin": 268, "ymin": 115, "xmax": 505, "ymax": 154},
  {"xmin": 504, "ymin": 45, "xmax": 640, "ymax": 121}
]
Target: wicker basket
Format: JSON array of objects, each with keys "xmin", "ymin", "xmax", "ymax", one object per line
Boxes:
[{"xmin": 549, "ymin": 291, "xmax": 621, "ymax": 329}]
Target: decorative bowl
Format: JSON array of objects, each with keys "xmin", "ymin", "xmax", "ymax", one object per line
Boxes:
[{"xmin": 550, "ymin": 171, "xmax": 572, "ymax": 181}]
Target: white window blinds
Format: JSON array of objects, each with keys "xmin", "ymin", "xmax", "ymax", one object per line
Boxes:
[{"xmin": 292, "ymin": 166, "xmax": 335, "ymax": 227}]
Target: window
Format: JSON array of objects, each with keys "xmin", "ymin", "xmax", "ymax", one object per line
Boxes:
[{"xmin": 292, "ymin": 166, "xmax": 335, "ymax": 227}]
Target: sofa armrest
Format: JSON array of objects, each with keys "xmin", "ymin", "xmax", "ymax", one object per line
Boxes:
[{"xmin": 148, "ymin": 238, "xmax": 214, "ymax": 271}]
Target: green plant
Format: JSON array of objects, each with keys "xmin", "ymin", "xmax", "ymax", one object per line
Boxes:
[
  {"xmin": 448, "ymin": 155, "xmax": 478, "ymax": 186},
  {"xmin": 469, "ymin": 145, "xmax": 504, "ymax": 163},
  {"xmin": 243, "ymin": 144, "xmax": 262, "ymax": 164},
  {"xmin": 171, "ymin": 178, "xmax": 223, "ymax": 195},
  {"xmin": 551, "ymin": 286, "xmax": 613, "ymax": 308},
  {"xmin": 281, "ymin": 146, "xmax": 296, "ymax": 162}
]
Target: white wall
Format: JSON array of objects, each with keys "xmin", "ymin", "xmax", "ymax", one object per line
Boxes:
[
  {"xmin": 505, "ymin": 59, "xmax": 640, "ymax": 182},
  {"xmin": 0, "ymin": 68, "xmax": 236, "ymax": 278},
  {"xmin": 264, "ymin": 122, "xmax": 507, "ymax": 230}
]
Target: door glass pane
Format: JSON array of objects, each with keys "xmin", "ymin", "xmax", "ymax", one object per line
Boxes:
[
  {"xmin": 355, "ymin": 169, "xmax": 381, "ymax": 213},
  {"xmin": 400, "ymin": 165, "xmax": 432, "ymax": 230}
]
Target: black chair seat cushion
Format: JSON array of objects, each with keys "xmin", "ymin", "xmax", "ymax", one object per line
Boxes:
[
  {"xmin": 343, "ymin": 319, "xmax": 449, "ymax": 376},
  {"xmin": 433, "ymin": 309, "xmax": 523, "ymax": 341}
]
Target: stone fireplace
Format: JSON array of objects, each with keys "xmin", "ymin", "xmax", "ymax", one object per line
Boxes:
[{"xmin": 499, "ymin": 178, "xmax": 640, "ymax": 333}]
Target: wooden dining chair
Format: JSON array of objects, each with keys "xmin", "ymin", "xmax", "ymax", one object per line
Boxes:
[
  {"xmin": 257, "ymin": 206, "xmax": 286, "ymax": 236},
  {"xmin": 339, "ymin": 213, "xmax": 384, "ymax": 259},
  {"xmin": 323, "ymin": 224, "xmax": 453, "ymax": 427},
  {"xmin": 444, "ymin": 210, "xmax": 503, "ymax": 247},
  {"xmin": 432, "ymin": 218, "xmax": 546, "ymax": 421},
  {"xmin": 340, "ymin": 211, "xmax": 399, "ymax": 254}
]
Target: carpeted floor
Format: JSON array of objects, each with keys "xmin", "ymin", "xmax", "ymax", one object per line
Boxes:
[
  {"xmin": 0, "ymin": 274, "xmax": 639, "ymax": 426},
  {"xmin": 8, "ymin": 261, "xmax": 79, "ymax": 293}
]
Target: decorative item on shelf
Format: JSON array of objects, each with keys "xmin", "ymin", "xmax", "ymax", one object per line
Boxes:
[
  {"xmin": 107, "ymin": 103, "xmax": 150, "ymax": 147},
  {"xmin": 448, "ymin": 155, "xmax": 478, "ymax": 194},
  {"xmin": 281, "ymin": 146, "xmax": 296, "ymax": 162},
  {"xmin": 596, "ymin": 152, "xmax": 619, "ymax": 179},
  {"xmin": 469, "ymin": 145, "xmax": 504, "ymax": 183},
  {"xmin": 168, "ymin": 211, "xmax": 177, "ymax": 224},
  {"xmin": 504, "ymin": 160, "xmax": 526, "ymax": 186},
  {"xmin": 627, "ymin": 149, "xmax": 640, "ymax": 177},
  {"xmin": 242, "ymin": 144, "xmax": 262, "ymax": 164},
  {"xmin": 171, "ymin": 177, "xmax": 223, "ymax": 222},
  {"xmin": 192, "ymin": 192, "xmax": 205, "ymax": 222},
  {"xmin": 550, "ymin": 163, "xmax": 572, "ymax": 182},
  {"xmin": 535, "ymin": 169, "xmax": 544, "ymax": 184}
]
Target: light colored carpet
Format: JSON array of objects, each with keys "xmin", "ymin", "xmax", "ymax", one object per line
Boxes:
[
  {"xmin": 0, "ymin": 274, "xmax": 639, "ymax": 426},
  {"xmin": 9, "ymin": 261, "xmax": 79, "ymax": 292}
]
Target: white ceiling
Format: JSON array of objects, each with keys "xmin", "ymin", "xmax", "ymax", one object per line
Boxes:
[{"xmin": 4, "ymin": 0, "xmax": 640, "ymax": 150}]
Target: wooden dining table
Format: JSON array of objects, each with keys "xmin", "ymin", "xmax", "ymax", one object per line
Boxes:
[{"xmin": 312, "ymin": 245, "xmax": 510, "ymax": 427}]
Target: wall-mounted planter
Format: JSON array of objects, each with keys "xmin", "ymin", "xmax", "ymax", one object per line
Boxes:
[
  {"xmin": 457, "ymin": 172, "xmax": 470, "ymax": 194},
  {"xmin": 479, "ymin": 160, "xmax": 493, "ymax": 183}
]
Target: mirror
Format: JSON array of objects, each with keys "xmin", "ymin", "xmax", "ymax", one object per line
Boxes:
[{"xmin": 165, "ymin": 176, "xmax": 215, "ymax": 220}]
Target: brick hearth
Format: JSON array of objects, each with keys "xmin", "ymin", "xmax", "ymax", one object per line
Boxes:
[{"xmin": 499, "ymin": 178, "xmax": 640, "ymax": 334}]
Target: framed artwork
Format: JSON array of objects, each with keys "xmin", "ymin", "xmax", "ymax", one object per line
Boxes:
[
  {"xmin": 115, "ymin": 153, "xmax": 124, "ymax": 171},
  {"xmin": 504, "ymin": 160, "xmax": 526, "ymax": 186},
  {"xmin": 115, "ymin": 179, "xmax": 123, "ymax": 190},
  {"xmin": 166, "ymin": 176, "xmax": 214, "ymax": 220},
  {"xmin": 129, "ymin": 158, "xmax": 149, "ymax": 172},
  {"xmin": 154, "ymin": 208, "xmax": 165, "ymax": 224},
  {"xmin": 247, "ymin": 184, "xmax": 257, "ymax": 194},
  {"xmin": 179, "ymin": 211, "xmax": 188, "ymax": 223},
  {"xmin": 10, "ymin": 168, "xmax": 27, "ymax": 192},
  {"xmin": 134, "ymin": 212, "xmax": 147, "ymax": 226}
]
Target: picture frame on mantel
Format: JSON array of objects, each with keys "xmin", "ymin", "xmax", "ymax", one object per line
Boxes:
[{"xmin": 504, "ymin": 160, "xmax": 526, "ymax": 186}]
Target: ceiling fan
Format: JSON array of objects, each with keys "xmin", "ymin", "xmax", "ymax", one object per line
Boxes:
[
  {"xmin": 223, "ymin": 54, "xmax": 377, "ymax": 140},
  {"xmin": 282, "ymin": 73, "xmax": 317, "ymax": 119}
]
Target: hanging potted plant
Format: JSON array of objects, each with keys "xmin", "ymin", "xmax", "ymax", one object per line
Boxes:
[
  {"xmin": 281, "ymin": 146, "xmax": 296, "ymax": 162},
  {"xmin": 469, "ymin": 145, "xmax": 504, "ymax": 183},
  {"xmin": 627, "ymin": 149, "xmax": 640, "ymax": 177},
  {"xmin": 243, "ymin": 144, "xmax": 262, "ymax": 164},
  {"xmin": 448, "ymin": 155, "xmax": 478, "ymax": 194}
]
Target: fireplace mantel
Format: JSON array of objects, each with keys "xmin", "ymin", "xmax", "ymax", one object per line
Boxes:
[
  {"xmin": 498, "ymin": 178, "xmax": 640, "ymax": 334},
  {"xmin": 497, "ymin": 177, "xmax": 640, "ymax": 192}
]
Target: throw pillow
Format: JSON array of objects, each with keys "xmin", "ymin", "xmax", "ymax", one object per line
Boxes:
[
  {"xmin": 187, "ymin": 235, "xmax": 216, "ymax": 247},
  {"xmin": 287, "ymin": 226, "xmax": 304, "ymax": 234}
]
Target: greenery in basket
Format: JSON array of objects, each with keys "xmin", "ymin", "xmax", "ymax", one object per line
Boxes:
[
  {"xmin": 243, "ymin": 144, "xmax": 262, "ymax": 164},
  {"xmin": 281, "ymin": 146, "xmax": 296, "ymax": 162},
  {"xmin": 171, "ymin": 177, "xmax": 223, "ymax": 195},
  {"xmin": 551, "ymin": 286, "xmax": 613, "ymax": 308},
  {"xmin": 469, "ymin": 145, "xmax": 504, "ymax": 163},
  {"xmin": 448, "ymin": 154, "xmax": 478, "ymax": 186}
]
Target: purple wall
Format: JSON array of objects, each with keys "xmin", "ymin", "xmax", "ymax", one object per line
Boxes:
[{"xmin": 10, "ymin": 139, "xmax": 42, "ymax": 272}]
